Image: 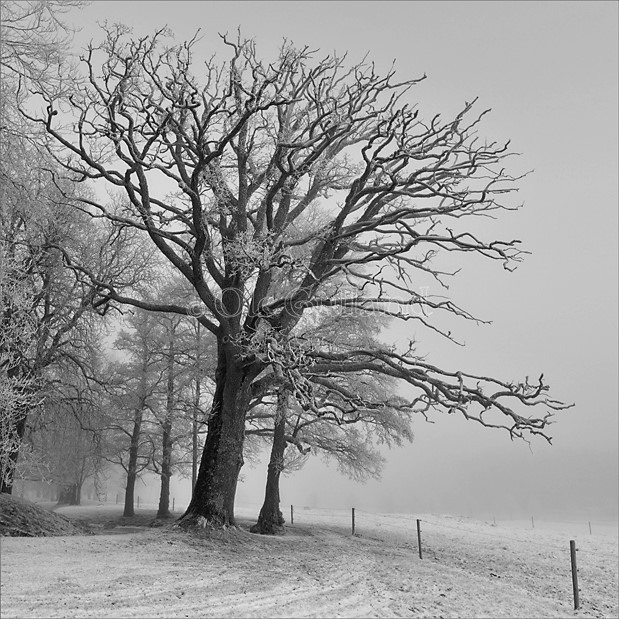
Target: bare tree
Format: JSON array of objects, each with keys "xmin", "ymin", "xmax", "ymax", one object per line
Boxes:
[
  {"xmin": 0, "ymin": 0, "xmax": 132, "ymax": 494},
  {"xmin": 248, "ymin": 383, "xmax": 291, "ymax": 535},
  {"xmin": 0, "ymin": 0, "xmax": 85, "ymax": 85},
  {"xmin": 246, "ymin": 309, "xmax": 413, "ymax": 534},
  {"xmin": 26, "ymin": 29, "xmax": 569, "ymax": 527},
  {"xmin": 38, "ymin": 400, "xmax": 101, "ymax": 507},
  {"xmin": 154, "ymin": 314, "xmax": 215, "ymax": 495},
  {"xmin": 102, "ymin": 309, "xmax": 164, "ymax": 517}
]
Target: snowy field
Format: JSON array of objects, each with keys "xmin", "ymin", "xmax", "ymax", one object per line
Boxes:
[{"xmin": 0, "ymin": 503, "xmax": 617, "ymax": 618}]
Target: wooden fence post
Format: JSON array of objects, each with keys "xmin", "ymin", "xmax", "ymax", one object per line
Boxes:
[
  {"xmin": 291, "ymin": 505, "xmax": 294, "ymax": 525},
  {"xmin": 352, "ymin": 508, "xmax": 355, "ymax": 535},
  {"xmin": 570, "ymin": 540, "xmax": 580, "ymax": 610},
  {"xmin": 416, "ymin": 519, "xmax": 423, "ymax": 559}
]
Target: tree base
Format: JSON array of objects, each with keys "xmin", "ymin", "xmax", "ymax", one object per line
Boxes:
[
  {"xmin": 250, "ymin": 509, "xmax": 286, "ymax": 535},
  {"xmin": 249, "ymin": 521, "xmax": 286, "ymax": 535},
  {"xmin": 175, "ymin": 512, "xmax": 236, "ymax": 531},
  {"xmin": 57, "ymin": 483, "xmax": 80, "ymax": 506}
]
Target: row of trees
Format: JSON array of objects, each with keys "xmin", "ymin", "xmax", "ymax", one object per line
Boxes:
[
  {"xmin": 1, "ymin": 1, "xmax": 569, "ymax": 534},
  {"xmin": 15, "ymin": 301, "xmax": 214, "ymax": 518},
  {"xmin": 7, "ymin": 280, "xmax": 411, "ymax": 526}
]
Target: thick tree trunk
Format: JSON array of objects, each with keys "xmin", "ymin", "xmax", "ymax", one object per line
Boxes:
[
  {"xmin": 124, "ymin": 471, "xmax": 136, "ymax": 517},
  {"xmin": 179, "ymin": 341, "xmax": 257, "ymax": 527},
  {"xmin": 123, "ymin": 407, "xmax": 143, "ymax": 518},
  {"xmin": 251, "ymin": 390, "xmax": 288, "ymax": 535}
]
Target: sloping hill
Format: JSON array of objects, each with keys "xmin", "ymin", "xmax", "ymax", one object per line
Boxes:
[{"xmin": 0, "ymin": 494, "xmax": 92, "ymax": 537}]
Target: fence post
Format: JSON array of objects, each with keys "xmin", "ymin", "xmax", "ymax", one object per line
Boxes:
[
  {"xmin": 588, "ymin": 521, "xmax": 592, "ymax": 535},
  {"xmin": 531, "ymin": 516, "xmax": 535, "ymax": 529},
  {"xmin": 570, "ymin": 540, "xmax": 580, "ymax": 610},
  {"xmin": 416, "ymin": 519, "xmax": 423, "ymax": 559},
  {"xmin": 352, "ymin": 507, "xmax": 355, "ymax": 535},
  {"xmin": 290, "ymin": 505, "xmax": 294, "ymax": 525}
]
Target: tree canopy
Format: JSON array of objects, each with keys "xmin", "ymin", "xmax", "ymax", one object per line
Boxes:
[{"xmin": 16, "ymin": 26, "xmax": 569, "ymax": 527}]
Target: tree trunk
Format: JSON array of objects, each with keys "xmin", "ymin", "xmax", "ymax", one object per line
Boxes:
[
  {"xmin": 157, "ymin": 332, "xmax": 175, "ymax": 518},
  {"xmin": 192, "ymin": 321, "xmax": 201, "ymax": 490},
  {"xmin": 123, "ymin": 407, "xmax": 143, "ymax": 518},
  {"xmin": 192, "ymin": 386, "xmax": 199, "ymax": 490},
  {"xmin": 124, "ymin": 471, "xmax": 136, "ymax": 517},
  {"xmin": 179, "ymin": 341, "xmax": 257, "ymax": 527},
  {"xmin": 0, "ymin": 397, "xmax": 28, "ymax": 494},
  {"xmin": 251, "ymin": 389, "xmax": 288, "ymax": 535},
  {"xmin": 157, "ymin": 418, "xmax": 172, "ymax": 518},
  {"xmin": 57, "ymin": 482, "xmax": 80, "ymax": 506}
]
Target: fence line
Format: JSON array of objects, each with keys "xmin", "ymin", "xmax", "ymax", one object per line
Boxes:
[
  {"xmin": 286, "ymin": 504, "xmax": 618, "ymax": 612},
  {"xmin": 418, "ymin": 516, "xmax": 569, "ymax": 552}
]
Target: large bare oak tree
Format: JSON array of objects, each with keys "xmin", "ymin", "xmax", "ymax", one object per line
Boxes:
[{"xmin": 24, "ymin": 28, "xmax": 568, "ymax": 526}]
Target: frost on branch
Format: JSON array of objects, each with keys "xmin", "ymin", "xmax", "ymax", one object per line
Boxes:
[{"xmin": 22, "ymin": 28, "xmax": 571, "ymax": 524}]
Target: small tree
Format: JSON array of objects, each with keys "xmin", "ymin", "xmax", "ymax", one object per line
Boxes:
[
  {"xmin": 28, "ymin": 29, "xmax": 569, "ymax": 527},
  {"xmin": 102, "ymin": 309, "xmax": 163, "ymax": 517}
]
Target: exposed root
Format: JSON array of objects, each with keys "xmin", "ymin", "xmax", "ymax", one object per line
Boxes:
[{"xmin": 174, "ymin": 513, "xmax": 238, "ymax": 533}]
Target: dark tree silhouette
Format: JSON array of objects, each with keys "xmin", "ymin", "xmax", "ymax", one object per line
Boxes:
[{"xmin": 25, "ymin": 29, "xmax": 569, "ymax": 526}]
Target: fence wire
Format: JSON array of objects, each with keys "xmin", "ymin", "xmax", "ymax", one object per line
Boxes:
[{"xmin": 280, "ymin": 505, "xmax": 618, "ymax": 561}]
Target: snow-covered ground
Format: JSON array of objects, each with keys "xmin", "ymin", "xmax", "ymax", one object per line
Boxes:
[{"xmin": 0, "ymin": 503, "xmax": 617, "ymax": 618}]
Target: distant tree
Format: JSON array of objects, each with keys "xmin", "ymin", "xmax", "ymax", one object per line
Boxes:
[
  {"xmin": 42, "ymin": 401, "xmax": 102, "ymax": 507},
  {"xmin": 27, "ymin": 29, "xmax": 569, "ymax": 527},
  {"xmin": 148, "ymin": 312, "xmax": 191, "ymax": 519},
  {"xmin": 127, "ymin": 279, "xmax": 217, "ymax": 518},
  {"xmin": 154, "ymin": 315, "xmax": 215, "ymax": 494},
  {"xmin": 102, "ymin": 309, "xmax": 163, "ymax": 517},
  {"xmin": 11, "ymin": 335, "xmax": 109, "ymax": 505},
  {"xmin": 0, "ymin": 0, "xmax": 85, "ymax": 88}
]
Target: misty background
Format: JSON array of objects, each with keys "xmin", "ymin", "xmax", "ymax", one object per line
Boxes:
[{"xmin": 65, "ymin": 1, "xmax": 618, "ymax": 523}]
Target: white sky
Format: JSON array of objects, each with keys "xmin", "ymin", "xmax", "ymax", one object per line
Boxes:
[{"xmin": 67, "ymin": 1, "xmax": 618, "ymax": 521}]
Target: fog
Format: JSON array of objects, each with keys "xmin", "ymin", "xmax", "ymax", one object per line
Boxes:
[{"xmin": 68, "ymin": 2, "xmax": 618, "ymax": 523}]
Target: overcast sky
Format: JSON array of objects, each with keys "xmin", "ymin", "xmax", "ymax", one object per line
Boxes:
[{"xmin": 67, "ymin": 1, "xmax": 618, "ymax": 522}]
